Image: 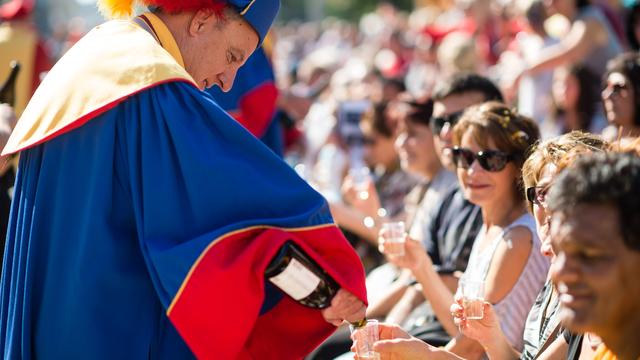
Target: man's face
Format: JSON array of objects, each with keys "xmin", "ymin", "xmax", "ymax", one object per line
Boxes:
[
  {"xmin": 432, "ymin": 91, "xmax": 487, "ymax": 169},
  {"xmin": 550, "ymin": 204, "xmax": 640, "ymax": 336},
  {"xmin": 185, "ymin": 10, "xmax": 258, "ymax": 91},
  {"xmin": 395, "ymin": 118, "xmax": 438, "ymax": 177}
]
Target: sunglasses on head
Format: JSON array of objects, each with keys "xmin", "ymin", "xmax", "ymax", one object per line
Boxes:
[
  {"xmin": 430, "ymin": 111, "xmax": 464, "ymax": 135},
  {"xmin": 602, "ymin": 82, "xmax": 629, "ymax": 98},
  {"xmin": 526, "ymin": 185, "xmax": 551, "ymax": 206},
  {"xmin": 451, "ymin": 147, "xmax": 513, "ymax": 172}
]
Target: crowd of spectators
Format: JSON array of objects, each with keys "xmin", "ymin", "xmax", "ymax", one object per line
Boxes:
[{"xmin": 267, "ymin": 1, "xmax": 640, "ymax": 358}]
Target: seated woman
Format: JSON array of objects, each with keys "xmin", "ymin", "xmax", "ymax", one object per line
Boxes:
[
  {"xmin": 379, "ymin": 102, "xmax": 547, "ymax": 358},
  {"xmin": 451, "ymin": 131, "xmax": 607, "ymax": 360},
  {"xmin": 353, "ymin": 131, "xmax": 609, "ymax": 360}
]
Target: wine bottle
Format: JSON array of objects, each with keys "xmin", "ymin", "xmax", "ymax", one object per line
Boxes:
[
  {"xmin": 0, "ymin": 61, "xmax": 20, "ymax": 107},
  {"xmin": 265, "ymin": 240, "xmax": 340, "ymax": 309}
]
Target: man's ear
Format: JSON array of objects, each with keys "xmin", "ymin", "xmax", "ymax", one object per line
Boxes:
[{"xmin": 187, "ymin": 8, "xmax": 217, "ymax": 36}]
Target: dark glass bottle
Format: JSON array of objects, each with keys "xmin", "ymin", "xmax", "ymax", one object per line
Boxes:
[
  {"xmin": 0, "ymin": 61, "xmax": 20, "ymax": 107},
  {"xmin": 265, "ymin": 240, "xmax": 339, "ymax": 309}
]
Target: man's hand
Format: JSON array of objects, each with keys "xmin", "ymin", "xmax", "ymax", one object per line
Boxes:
[{"xmin": 321, "ymin": 288, "xmax": 366, "ymax": 326}]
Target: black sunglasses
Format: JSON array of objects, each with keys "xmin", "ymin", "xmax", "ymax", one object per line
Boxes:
[
  {"xmin": 451, "ymin": 147, "xmax": 513, "ymax": 172},
  {"xmin": 602, "ymin": 82, "xmax": 628, "ymax": 98},
  {"xmin": 430, "ymin": 111, "xmax": 464, "ymax": 135},
  {"xmin": 526, "ymin": 185, "xmax": 550, "ymax": 206}
]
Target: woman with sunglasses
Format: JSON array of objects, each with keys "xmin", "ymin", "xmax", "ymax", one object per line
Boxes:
[
  {"xmin": 601, "ymin": 52, "xmax": 640, "ymax": 144},
  {"xmin": 449, "ymin": 131, "xmax": 608, "ymax": 360},
  {"xmin": 355, "ymin": 131, "xmax": 608, "ymax": 360},
  {"xmin": 377, "ymin": 102, "xmax": 545, "ymax": 358}
]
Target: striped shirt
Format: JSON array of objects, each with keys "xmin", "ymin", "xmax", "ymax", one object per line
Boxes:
[{"xmin": 460, "ymin": 214, "xmax": 550, "ymax": 351}]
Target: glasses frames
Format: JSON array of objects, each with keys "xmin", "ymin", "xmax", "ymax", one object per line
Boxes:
[
  {"xmin": 526, "ymin": 185, "xmax": 551, "ymax": 206},
  {"xmin": 602, "ymin": 82, "xmax": 629, "ymax": 99},
  {"xmin": 430, "ymin": 111, "xmax": 464, "ymax": 135},
  {"xmin": 451, "ymin": 147, "xmax": 513, "ymax": 172}
]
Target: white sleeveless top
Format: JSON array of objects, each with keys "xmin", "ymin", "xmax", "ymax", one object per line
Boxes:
[{"xmin": 459, "ymin": 214, "xmax": 550, "ymax": 351}]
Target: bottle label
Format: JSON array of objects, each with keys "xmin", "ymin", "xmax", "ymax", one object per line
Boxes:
[{"xmin": 268, "ymin": 258, "xmax": 321, "ymax": 300}]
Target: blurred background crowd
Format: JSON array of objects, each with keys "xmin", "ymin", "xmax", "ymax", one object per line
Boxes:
[{"xmin": 2, "ymin": 0, "xmax": 640, "ymax": 358}]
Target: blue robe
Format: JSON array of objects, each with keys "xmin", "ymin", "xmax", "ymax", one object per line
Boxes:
[{"xmin": 0, "ymin": 18, "xmax": 366, "ymax": 358}]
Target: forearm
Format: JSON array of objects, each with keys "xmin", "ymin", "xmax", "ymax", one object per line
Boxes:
[
  {"xmin": 440, "ymin": 273, "xmax": 461, "ymax": 294},
  {"xmin": 526, "ymin": 26, "xmax": 592, "ymax": 77},
  {"xmin": 367, "ymin": 277, "xmax": 410, "ymax": 319},
  {"xmin": 445, "ymin": 333, "xmax": 486, "ymax": 360},
  {"xmin": 385, "ymin": 284, "xmax": 425, "ymax": 325},
  {"xmin": 328, "ymin": 202, "xmax": 377, "ymax": 245},
  {"xmin": 482, "ymin": 331, "xmax": 520, "ymax": 360},
  {"xmin": 430, "ymin": 347, "xmax": 468, "ymax": 360},
  {"xmin": 412, "ymin": 264, "xmax": 457, "ymax": 336},
  {"xmin": 526, "ymin": 45, "xmax": 573, "ymax": 76}
]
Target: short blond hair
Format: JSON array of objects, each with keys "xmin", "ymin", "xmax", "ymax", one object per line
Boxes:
[{"xmin": 521, "ymin": 131, "xmax": 608, "ymax": 212}]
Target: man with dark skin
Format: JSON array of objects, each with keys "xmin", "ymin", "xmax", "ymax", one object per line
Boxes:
[{"xmin": 548, "ymin": 152, "xmax": 640, "ymax": 360}]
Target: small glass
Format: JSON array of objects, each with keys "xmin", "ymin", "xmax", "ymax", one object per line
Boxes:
[
  {"xmin": 379, "ymin": 221, "xmax": 406, "ymax": 256},
  {"xmin": 350, "ymin": 319, "xmax": 380, "ymax": 360},
  {"xmin": 460, "ymin": 279, "xmax": 485, "ymax": 320},
  {"xmin": 349, "ymin": 167, "xmax": 371, "ymax": 200}
]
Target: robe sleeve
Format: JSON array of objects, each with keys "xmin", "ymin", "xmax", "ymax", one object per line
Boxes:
[{"xmin": 117, "ymin": 82, "xmax": 367, "ymax": 359}]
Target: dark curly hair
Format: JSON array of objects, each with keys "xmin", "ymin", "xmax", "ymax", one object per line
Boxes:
[{"xmin": 547, "ymin": 152, "xmax": 640, "ymax": 251}]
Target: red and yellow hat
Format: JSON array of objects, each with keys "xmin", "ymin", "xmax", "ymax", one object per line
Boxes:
[{"xmin": 98, "ymin": 0, "xmax": 279, "ymax": 44}]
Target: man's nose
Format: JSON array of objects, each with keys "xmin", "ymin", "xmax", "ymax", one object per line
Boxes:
[{"xmin": 221, "ymin": 67, "xmax": 240, "ymax": 92}]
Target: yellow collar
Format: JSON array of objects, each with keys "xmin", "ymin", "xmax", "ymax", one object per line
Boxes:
[
  {"xmin": 135, "ymin": 12, "xmax": 186, "ymax": 69},
  {"xmin": 3, "ymin": 18, "xmax": 195, "ymax": 155}
]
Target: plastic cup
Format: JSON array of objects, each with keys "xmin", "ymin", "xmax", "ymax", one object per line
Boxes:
[
  {"xmin": 349, "ymin": 167, "xmax": 371, "ymax": 200},
  {"xmin": 350, "ymin": 319, "xmax": 380, "ymax": 359},
  {"xmin": 460, "ymin": 279, "xmax": 485, "ymax": 320},
  {"xmin": 379, "ymin": 221, "xmax": 406, "ymax": 256}
]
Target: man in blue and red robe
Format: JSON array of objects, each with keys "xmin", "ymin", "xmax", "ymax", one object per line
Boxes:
[{"xmin": 0, "ymin": 0, "xmax": 367, "ymax": 359}]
